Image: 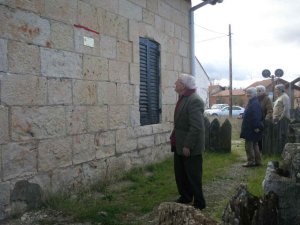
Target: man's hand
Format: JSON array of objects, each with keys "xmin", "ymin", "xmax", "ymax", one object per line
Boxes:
[
  {"xmin": 183, "ymin": 147, "xmax": 190, "ymax": 157},
  {"xmin": 254, "ymin": 128, "xmax": 260, "ymax": 133}
]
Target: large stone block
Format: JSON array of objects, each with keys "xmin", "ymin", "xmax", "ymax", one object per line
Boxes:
[
  {"xmin": 47, "ymin": 78, "xmax": 72, "ymax": 105},
  {"xmin": 116, "ymin": 83, "xmax": 134, "ymax": 105},
  {"xmin": 108, "ymin": 60, "xmax": 129, "ymax": 83},
  {"xmin": 66, "ymin": 106, "xmax": 88, "ymax": 135},
  {"xmin": 97, "ymin": 81, "xmax": 117, "ymax": 105},
  {"xmin": 119, "ymin": 0, "xmax": 142, "ymax": 21},
  {"xmin": 0, "ymin": 106, "xmax": 9, "ymax": 144},
  {"xmin": 92, "ymin": 0, "xmax": 118, "ymax": 13},
  {"xmin": 8, "ymin": 41, "xmax": 40, "ymax": 74},
  {"xmin": 116, "ymin": 40, "xmax": 132, "ymax": 62},
  {"xmin": 9, "ymin": 0, "xmax": 44, "ymax": 14},
  {"xmin": 0, "ymin": 6, "xmax": 50, "ymax": 46},
  {"xmin": 100, "ymin": 35, "xmax": 116, "ymax": 59},
  {"xmin": 116, "ymin": 128, "xmax": 137, "ymax": 153},
  {"xmin": 50, "ymin": 22, "xmax": 74, "ymax": 51},
  {"xmin": 95, "ymin": 131, "xmax": 116, "ymax": 159},
  {"xmin": 0, "ymin": 74, "xmax": 47, "ymax": 105},
  {"xmin": 38, "ymin": 137, "xmax": 72, "ymax": 172},
  {"xmin": 43, "ymin": 0, "xmax": 76, "ymax": 25},
  {"xmin": 78, "ymin": 1, "xmax": 98, "ymax": 32},
  {"xmin": 109, "ymin": 105, "xmax": 129, "ymax": 129},
  {"xmin": 0, "ymin": 39, "xmax": 7, "ymax": 72},
  {"xmin": 11, "ymin": 106, "xmax": 65, "ymax": 140},
  {"xmin": 41, "ymin": 48, "xmax": 82, "ymax": 79},
  {"xmin": 138, "ymin": 135, "xmax": 155, "ymax": 149},
  {"xmin": 73, "ymin": 134, "xmax": 95, "ymax": 165},
  {"xmin": 51, "ymin": 165, "xmax": 82, "ymax": 192},
  {"xmin": 83, "ymin": 55, "xmax": 108, "ymax": 81},
  {"xmin": 87, "ymin": 106, "xmax": 108, "ymax": 132},
  {"xmin": 2, "ymin": 142, "xmax": 37, "ymax": 180},
  {"xmin": 129, "ymin": 63, "xmax": 139, "ymax": 85},
  {"xmin": 73, "ymin": 80, "xmax": 97, "ymax": 105},
  {"xmin": 162, "ymin": 87, "xmax": 177, "ymax": 104}
]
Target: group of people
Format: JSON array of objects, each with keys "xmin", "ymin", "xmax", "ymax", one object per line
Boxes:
[
  {"xmin": 240, "ymin": 83, "xmax": 291, "ymax": 167},
  {"xmin": 169, "ymin": 73, "xmax": 291, "ymax": 211}
]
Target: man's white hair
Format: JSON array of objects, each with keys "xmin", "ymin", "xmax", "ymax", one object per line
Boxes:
[
  {"xmin": 246, "ymin": 87, "xmax": 257, "ymax": 97},
  {"xmin": 256, "ymin": 85, "xmax": 266, "ymax": 95},
  {"xmin": 178, "ymin": 73, "xmax": 197, "ymax": 89}
]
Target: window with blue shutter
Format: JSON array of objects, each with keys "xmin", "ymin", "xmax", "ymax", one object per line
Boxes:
[{"xmin": 139, "ymin": 37, "xmax": 161, "ymax": 126}]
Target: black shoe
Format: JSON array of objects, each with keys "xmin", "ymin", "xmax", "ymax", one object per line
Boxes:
[
  {"xmin": 175, "ymin": 197, "xmax": 192, "ymax": 204},
  {"xmin": 193, "ymin": 203, "xmax": 206, "ymax": 210}
]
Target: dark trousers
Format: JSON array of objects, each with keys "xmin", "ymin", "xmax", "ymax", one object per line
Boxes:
[{"xmin": 174, "ymin": 153, "xmax": 206, "ymax": 208}]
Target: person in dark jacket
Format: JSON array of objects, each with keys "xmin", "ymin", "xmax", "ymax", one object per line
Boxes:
[
  {"xmin": 240, "ymin": 87, "xmax": 263, "ymax": 167},
  {"xmin": 170, "ymin": 73, "xmax": 206, "ymax": 210}
]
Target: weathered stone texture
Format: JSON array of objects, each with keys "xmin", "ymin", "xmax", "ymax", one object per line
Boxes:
[
  {"xmin": 72, "ymin": 80, "xmax": 97, "ymax": 105},
  {"xmin": 116, "ymin": 128, "xmax": 137, "ymax": 154},
  {"xmin": 38, "ymin": 137, "xmax": 72, "ymax": 172},
  {"xmin": 117, "ymin": 40, "xmax": 132, "ymax": 62},
  {"xmin": 83, "ymin": 55, "xmax": 109, "ymax": 81},
  {"xmin": 41, "ymin": 48, "xmax": 82, "ymax": 79},
  {"xmin": 97, "ymin": 82, "xmax": 117, "ymax": 105},
  {"xmin": 138, "ymin": 135, "xmax": 155, "ymax": 149},
  {"xmin": 162, "ymin": 87, "xmax": 177, "ymax": 104},
  {"xmin": 0, "ymin": 0, "xmax": 190, "ymax": 219},
  {"xmin": 0, "ymin": 6, "xmax": 50, "ymax": 46},
  {"xmin": 8, "ymin": 41, "xmax": 40, "ymax": 74},
  {"xmin": 109, "ymin": 60, "xmax": 129, "ymax": 83},
  {"xmin": 109, "ymin": 105, "xmax": 129, "ymax": 129},
  {"xmin": 78, "ymin": 1, "xmax": 98, "ymax": 32},
  {"xmin": 119, "ymin": 0, "xmax": 142, "ymax": 21},
  {"xmin": 73, "ymin": 134, "xmax": 95, "ymax": 165},
  {"xmin": 66, "ymin": 106, "xmax": 87, "ymax": 135},
  {"xmin": 0, "ymin": 106, "xmax": 9, "ymax": 144},
  {"xmin": 11, "ymin": 106, "xmax": 65, "ymax": 140},
  {"xmin": 87, "ymin": 106, "xmax": 108, "ymax": 132},
  {"xmin": 47, "ymin": 78, "xmax": 72, "ymax": 105},
  {"xmin": 50, "ymin": 22, "xmax": 74, "ymax": 51},
  {"xmin": 0, "ymin": 39, "xmax": 7, "ymax": 72},
  {"xmin": 2, "ymin": 142, "xmax": 37, "ymax": 180},
  {"xmin": 100, "ymin": 35, "xmax": 117, "ymax": 59},
  {"xmin": 51, "ymin": 165, "xmax": 82, "ymax": 192},
  {"xmin": 129, "ymin": 63, "xmax": 139, "ymax": 85},
  {"xmin": 0, "ymin": 74, "xmax": 47, "ymax": 106},
  {"xmin": 0, "ymin": 182, "xmax": 10, "ymax": 205},
  {"xmin": 43, "ymin": 0, "xmax": 76, "ymax": 25},
  {"xmin": 116, "ymin": 83, "xmax": 134, "ymax": 105},
  {"xmin": 10, "ymin": 0, "xmax": 44, "ymax": 14}
]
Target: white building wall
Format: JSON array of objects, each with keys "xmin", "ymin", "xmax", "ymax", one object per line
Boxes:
[{"xmin": 195, "ymin": 57, "xmax": 210, "ymax": 108}]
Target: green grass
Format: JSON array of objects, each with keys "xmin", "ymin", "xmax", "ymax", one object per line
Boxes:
[{"xmin": 44, "ymin": 118, "xmax": 282, "ymax": 224}]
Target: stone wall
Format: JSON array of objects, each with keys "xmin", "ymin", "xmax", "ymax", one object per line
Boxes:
[{"xmin": 0, "ymin": 0, "xmax": 191, "ymax": 219}]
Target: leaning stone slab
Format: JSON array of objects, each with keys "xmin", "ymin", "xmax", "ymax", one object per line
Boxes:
[{"xmin": 10, "ymin": 180, "xmax": 43, "ymax": 216}]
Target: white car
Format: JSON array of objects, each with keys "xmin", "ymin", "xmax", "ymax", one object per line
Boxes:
[
  {"xmin": 205, "ymin": 105, "xmax": 245, "ymax": 117},
  {"xmin": 204, "ymin": 104, "xmax": 228, "ymax": 116}
]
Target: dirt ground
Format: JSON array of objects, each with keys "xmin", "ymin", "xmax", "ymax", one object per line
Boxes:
[{"xmin": 1, "ymin": 141, "xmax": 256, "ymax": 225}]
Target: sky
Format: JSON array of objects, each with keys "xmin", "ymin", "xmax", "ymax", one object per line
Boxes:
[{"xmin": 192, "ymin": 0, "xmax": 300, "ymax": 89}]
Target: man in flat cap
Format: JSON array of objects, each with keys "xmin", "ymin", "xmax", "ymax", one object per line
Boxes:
[{"xmin": 273, "ymin": 84, "xmax": 291, "ymax": 122}]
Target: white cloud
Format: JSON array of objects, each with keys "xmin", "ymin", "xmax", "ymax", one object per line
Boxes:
[{"xmin": 193, "ymin": 0, "xmax": 300, "ymax": 88}]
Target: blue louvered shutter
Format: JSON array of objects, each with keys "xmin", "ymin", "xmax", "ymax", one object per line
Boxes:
[{"xmin": 139, "ymin": 37, "xmax": 160, "ymax": 126}]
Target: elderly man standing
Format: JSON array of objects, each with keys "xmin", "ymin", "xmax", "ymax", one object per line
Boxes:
[
  {"xmin": 256, "ymin": 85, "xmax": 273, "ymax": 152},
  {"xmin": 273, "ymin": 84, "xmax": 291, "ymax": 122},
  {"xmin": 240, "ymin": 87, "xmax": 263, "ymax": 167},
  {"xmin": 170, "ymin": 73, "xmax": 206, "ymax": 210}
]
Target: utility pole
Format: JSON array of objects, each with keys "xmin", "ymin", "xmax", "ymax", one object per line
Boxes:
[{"xmin": 229, "ymin": 24, "xmax": 233, "ymax": 117}]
